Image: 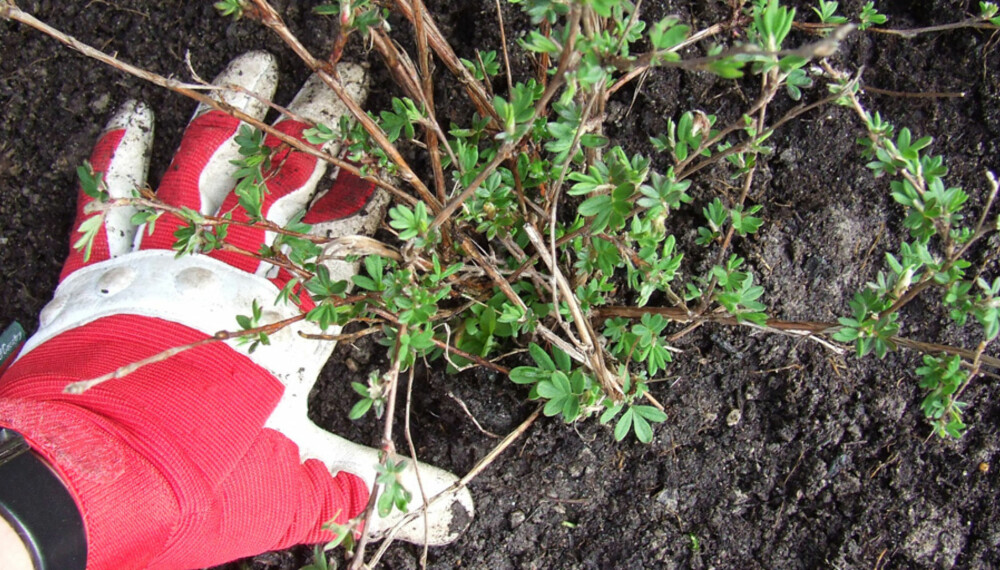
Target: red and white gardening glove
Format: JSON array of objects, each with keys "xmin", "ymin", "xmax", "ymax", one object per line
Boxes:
[{"xmin": 0, "ymin": 52, "xmax": 473, "ymax": 570}]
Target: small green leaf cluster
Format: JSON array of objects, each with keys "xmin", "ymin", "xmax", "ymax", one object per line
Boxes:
[
  {"xmin": 213, "ymin": 0, "xmax": 246, "ymax": 20},
  {"xmin": 388, "ymin": 201, "xmax": 438, "ymax": 248},
  {"xmin": 706, "ymin": 255, "xmax": 768, "ymax": 326},
  {"xmin": 380, "ymin": 97, "xmax": 423, "ymax": 143},
  {"xmin": 492, "ymin": 82, "xmax": 542, "ymax": 141},
  {"xmin": 510, "ymin": 343, "xmax": 599, "ymax": 422},
  {"xmin": 173, "ymin": 210, "xmax": 230, "ymax": 256},
  {"xmin": 547, "ymin": 93, "xmax": 610, "ymax": 164},
  {"xmin": 340, "ymin": 114, "xmax": 395, "ymax": 176},
  {"xmin": 450, "ymin": 289, "xmax": 546, "ymax": 371},
  {"xmin": 374, "ymin": 458, "xmax": 412, "ymax": 517},
  {"xmin": 749, "ymin": 0, "xmax": 795, "ymax": 53},
  {"xmin": 459, "ymin": 171, "xmax": 519, "ymax": 240},
  {"xmin": 916, "ymin": 354, "xmax": 969, "ymax": 438},
  {"xmin": 77, "ymin": 160, "xmax": 109, "ymax": 202},
  {"xmin": 72, "ymin": 161, "xmax": 110, "ymax": 261},
  {"xmin": 314, "ymin": 0, "xmax": 386, "ymax": 35},
  {"xmin": 812, "ymin": 0, "xmax": 848, "ymax": 25},
  {"xmin": 622, "ymin": 230, "xmax": 684, "ymax": 307},
  {"xmin": 235, "ymin": 300, "xmax": 271, "ymax": 353},
  {"xmin": 714, "ymin": 115, "xmax": 776, "ymax": 177},
  {"xmin": 460, "ymin": 50, "xmax": 500, "ymax": 81},
  {"xmin": 696, "ymin": 198, "xmax": 763, "ymax": 245},
  {"xmin": 651, "ymin": 111, "xmax": 717, "ymax": 164},
  {"xmin": 857, "ymin": 2, "xmax": 887, "ymax": 30},
  {"xmin": 130, "ymin": 208, "xmax": 162, "ymax": 239},
  {"xmin": 508, "ymin": 0, "xmax": 569, "ymax": 25},
  {"xmin": 304, "ymin": 265, "xmax": 352, "ymax": 330},
  {"xmin": 270, "ymin": 211, "xmax": 322, "ymax": 266},
  {"xmin": 945, "ymin": 277, "xmax": 1000, "ymax": 341},
  {"xmin": 568, "ymin": 146, "xmax": 649, "ymax": 234},
  {"xmin": 303, "ymin": 122, "xmax": 338, "ymax": 145},
  {"xmin": 811, "ymin": 0, "xmax": 885, "ymax": 31},
  {"xmin": 600, "ymin": 378, "xmax": 668, "ymax": 443},
  {"xmin": 349, "ymin": 369, "xmax": 388, "ymax": 420},
  {"xmin": 231, "ymin": 125, "xmax": 273, "ymax": 222},
  {"xmin": 833, "ymin": 289, "xmax": 899, "ymax": 358},
  {"xmin": 510, "ymin": 343, "xmax": 666, "ymax": 442},
  {"xmin": 316, "ymin": 516, "xmax": 356, "ymax": 558},
  {"xmin": 603, "ymin": 313, "xmax": 674, "ymax": 377},
  {"xmin": 648, "ymin": 16, "xmax": 690, "ymax": 63},
  {"xmin": 982, "ymin": 2, "xmax": 1000, "ymax": 27},
  {"xmin": 741, "ymin": 1, "xmax": 821, "ymax": 93},
  {"xmin": 353, "ymin": 255, "xmax": 459, "ymax": 369}
]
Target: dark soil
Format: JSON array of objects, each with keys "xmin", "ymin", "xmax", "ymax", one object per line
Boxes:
[{"xmin": 2, "ymin": 1, "xmax": 999, "ymax": 568}]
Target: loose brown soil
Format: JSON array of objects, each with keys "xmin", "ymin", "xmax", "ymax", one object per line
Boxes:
[{"xmin": 2, "ymin": 1, "xmax": 999, "ymax": 568}]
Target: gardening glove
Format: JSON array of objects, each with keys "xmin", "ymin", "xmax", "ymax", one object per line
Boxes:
[{"xmin": 0, "ymin": 51, "xmax": 473, "ymax": 570}]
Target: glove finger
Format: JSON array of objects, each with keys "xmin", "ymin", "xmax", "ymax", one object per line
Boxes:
[
  {"xmin": 167, "ymin": 429, "xmax": 369, "ymax": 567},
  {"xmin": 60, "ymin": 100, "xmax": 153, "ymax": 281},
  {"xmin": 139, "ymin": 51, "xmax": 278, "ymax": 250},
  {"xmin": 272, "ymin": 417, "xmax": 474, "ymax": 546},
  {"xmin": 208, "ymin": 64, "xmax": 369, "ymax": 277}
]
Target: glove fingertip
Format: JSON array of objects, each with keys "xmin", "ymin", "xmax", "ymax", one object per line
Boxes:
[
  {"xmin": 103, "ymin": 99, "xmax": 155, "ymax": 197},
  {"xmin": 193, "ymin": 50, "xmax": 279, "ymax": 121},
  {"xmin": 101, "ymin": 99, "xmax": 155, "ymax": 257},
  {"xmin": 283, "ymin": 62, "xmax": 369, "ymax": 147},
  {"xmin": 105, "ymin": 99, "xmax": 153, "ymax": 132}
]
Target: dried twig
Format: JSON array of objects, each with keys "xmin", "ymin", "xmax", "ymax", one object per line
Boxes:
[
  {"xmin": 63, "ymin": 314, "xmax": 306, "ymax": 394},
  {"xmin": 366, "ymin": 405, "xmax": 543, "ymax": 566},
  {"xmin": 249, "ymin": 0, "xmax": 442, "ymax": 211},
  {"xmin": 348, "ymin": 323, "xmax": 406, "ymax": 569}
]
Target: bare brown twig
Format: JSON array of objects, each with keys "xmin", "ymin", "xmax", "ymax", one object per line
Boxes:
[
  {"xmin": 63, "ymin": 314, "xmax": 307, "ymax": 394},
  {"xmin": 249, "ymin": 0, "xmax": 442, "ymax": 213}
]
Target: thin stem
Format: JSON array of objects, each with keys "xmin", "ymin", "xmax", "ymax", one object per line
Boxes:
[
  {"xmin": 494, "ymin": 0, "xmax": 514, "ymax": 95},
  {"xmin": 593, "ymin": 306, "xmax": 1000, "ymax": 371},
  {"xmin": 250, "ymin": 0, "xmax": 442, "ymax": 211},
  {"xmin": 366, "ymin": 406, "xmax": 543, "ymax": 566},
  {"xmin": 63, "ymin": 314, "xmax": 306, "ymax": 394},
  {"xmin": 348, "ymin": 323, "xmax": 406, "ymax": 569},
  {"xmin": 402, "ymin": 366, "xmax": 430, "ymax": 565},
  {"xmin": 869, "ymin": 19, "xmax": 999, "ymax": 38},
  {"xmin": 392, "ymin": 0, "xmax": 499, "ymax": 125},
  {"xmin": 427, "ymin": 6, "xmax": 579, "ymax": 232}
]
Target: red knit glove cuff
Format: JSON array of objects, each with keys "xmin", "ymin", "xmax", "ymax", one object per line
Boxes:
[{"xmin": 0, "ymin": 316, "xmax": 369, "ymax": 569}]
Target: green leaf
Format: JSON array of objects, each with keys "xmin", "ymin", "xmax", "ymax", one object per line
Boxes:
[
  {"xmin": 214, "ymin": 0, "xmax": 246, "ymax": 19},
  {"xmin": 633, "ymin": 405, "xmax": 668, "ymax": 423},
  {"xmin": 649, "ymin": 17, "xmax": 690, "ymax": 52},
  {"xmin": 380, "ymin": 97, "xmax": 421, "ymax": 142},
  {"xmin": 536, "ymin": 371, "xmax": 570, "ymax": 399},
  {"xmin": 552, "ymin": 345, "xmax": 572, "ymax": 372},
  {"xmin": 510, "ymin": 366, "xmax": 547, "ymax": 385},
  {"xmin": 77, "ymin": 161, "xmax": 109, "ymax": 201},
  {"xmin": 73, "ymin": 214, "xmax": 105, "ymax": 262},
  {"xmin": 304, "ymin": 122, "xmax": 338, "ymax": 144},
  {"xmin": 521, "ymin": 30, "xmax": 561, "ymax": 54},
  {"xmin": 614, "ymin": 408, "xmax": 634, "ymax": 441},
  {"xmin": 632, "ymin": 413, "xmax": 654, "ymax": 443},
  {"xmin": 348, "ymin": 398, "xmax": 373, "ymax": 420},
  {"xmin": 600, "ymin": 402, "xmax": 625, "ymax": 424},
  {"xmin": 529, "ymin": 343, "xmax": 556, "ymax": 370}
]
